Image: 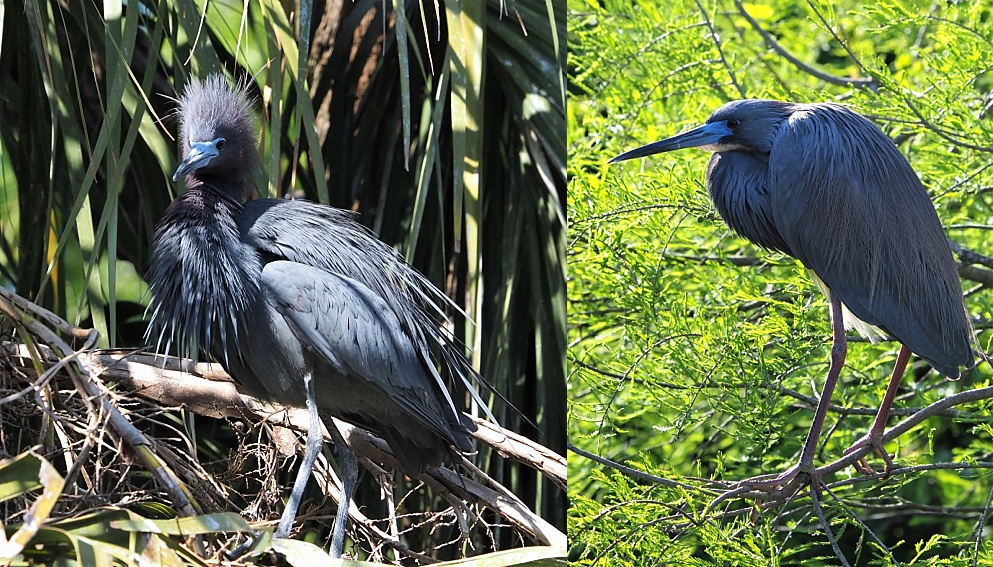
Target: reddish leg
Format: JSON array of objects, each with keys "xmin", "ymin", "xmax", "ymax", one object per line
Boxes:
[
  {"xmin": 738, "ymin": 290, "xmax": 847, "ymax": 490},
  {"xmin": 844, "ymin": 344, "xmax": 912, "ymax": 474}
]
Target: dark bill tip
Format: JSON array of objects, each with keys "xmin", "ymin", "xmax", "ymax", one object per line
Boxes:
[
  {"xmin": 609, "ymin": 121, "xmax": 733, "ymax": 164},
  {"xmin": 173, "ymin": 140, "xmax": 221, "ymax": 181},
  {"xmin": 609, "ymin": 140, "xmax": 677, "ymax": 164}
]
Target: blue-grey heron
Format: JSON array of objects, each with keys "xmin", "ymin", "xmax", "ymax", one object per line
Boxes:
[
  {"xmin": 611, "ymin": 99, "xmax": 974, "ymax": 488},
  {"xmin": 146, "ymin": 74, "xmax": 476, "ymax": 556}
]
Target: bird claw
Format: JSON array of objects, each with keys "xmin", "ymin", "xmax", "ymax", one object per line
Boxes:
[
  {"xmin": 843, "ymin": 433, "xmax": 894, "ymax": 477},
  {"xmin": 708, "ymin": 462, "xmax": 817, "ymax": 512},
  {"xmin": 710, "ymin": 435, "xmax": 897, "ymax": 512}
]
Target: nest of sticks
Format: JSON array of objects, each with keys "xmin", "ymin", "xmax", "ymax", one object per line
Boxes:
[{"xmin": 0, "ymin": 286, "xmax": 565, "ymax": 564}]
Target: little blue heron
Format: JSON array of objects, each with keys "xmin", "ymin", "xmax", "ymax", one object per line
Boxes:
[
  {"xmin": 611, "ymin": 99, "xmax": 974, "ymax": 489},
  {"xmin": 146, "ymin": 74, "xmax": 476, "ymax": 557}
]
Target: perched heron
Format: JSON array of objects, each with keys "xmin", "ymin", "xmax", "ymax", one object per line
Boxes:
[
  {"xmin": 611, "ymin": 99, "xmax": 974, "ymax": 488},
  {"xmin": 147, "ymin": 75, "xmax": 476, "ymax": 557}
]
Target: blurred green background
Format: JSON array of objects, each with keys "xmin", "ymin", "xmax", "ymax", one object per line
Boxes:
[{"xmin": 568, "ymin": 0, "xmax": 993, "ymax": 565}]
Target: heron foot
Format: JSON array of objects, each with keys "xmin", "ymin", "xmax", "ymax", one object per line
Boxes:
[
  {"xmin": 708, "ymin": 462, "xmax": 818, "ymax": 512},
  {"xmin": 843, "ymin": 433, "xmax": 894, "ymax": 476}
]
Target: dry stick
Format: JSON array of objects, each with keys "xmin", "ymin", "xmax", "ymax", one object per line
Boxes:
[
  {"xmin": 471, "ymin": 417, "xmax": 567, "ymax": 491},
  {"xmin": 296, "ymin": 415, "xmax": 566, "ymax": 548},
  {"xmin": 272, "ymin": 403, "xmax": 564, "ymax": 547},
  {"xmin": 0, "ymin": 337, "xmax": 93, "ymax": 404},
  {"xmin": 21, "ymin": 333, "xmax": 104, "ymax": 499},
  {"xmin": 306, "ymin": 451, "xmax": 439, "ymax": 564},
  {"xmin": 0, "ymin": 288, "xmax": 201, "ymax": 521},
  {"xmin": 303, "ymin": 432, "xmax": 468, "ymax": 563},
  {"xmin": 47, "ymin": 346, "xmax": 566, "ymax": 489}
]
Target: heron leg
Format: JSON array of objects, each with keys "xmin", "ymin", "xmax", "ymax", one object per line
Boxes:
[
  {"xmin": 796, "ymin": 290, "xmax": 848, "ymax": 471},
  {"xmin": 843, "ymin": 344, "xmax": 911, "ymax": 474},
  {"xmin": 326, "ymin": 420, "xmax": 357, "ymax": 559},
  {"xmin": 734, "ymin": 291, "xmax": 847, "ymax": 492},
  {"xmin": 275, "ymin": 373, "xmax": 324, "ymax": 539}
]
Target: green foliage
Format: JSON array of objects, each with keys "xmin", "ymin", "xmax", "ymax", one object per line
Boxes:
[{"xmin": 569, "ymin": 0, "xmax": 993, "ymax": 565}]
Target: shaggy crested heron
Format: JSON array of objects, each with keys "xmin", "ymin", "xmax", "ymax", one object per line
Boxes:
[{"xmin": 147, "ymin": 74, "xmax": 476, "ymax": 556}]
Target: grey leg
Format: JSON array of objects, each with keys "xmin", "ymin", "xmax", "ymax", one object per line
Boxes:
[
  {"xmin": 326, "ymin": 420, "xmax": 357, "ymax": 558},
  {"xmin": 275, "ymin": 373, "xmax": 323, "ymax": 538}
]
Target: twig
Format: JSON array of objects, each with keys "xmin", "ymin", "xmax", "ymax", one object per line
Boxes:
[
  {"xmin": 0, "ymin": 287, "xmax": 201, "ymax": 521},
  {"xmin": 697, "ymin": 0, "xmax": 745, "ymax": 98},
  {"xmin": 820, "ymin": 481, "xmax": 900, "ymax": 566},
  {"xmin": 733, "ymin": 0, "xmax": 876, "ymax": 90},
  {"xmin": 705, "ymin": 384, "xmax": 993, "ymax": 505},
  {"xmin": 804, "ymin": 0, "xmax": 871, "ymax": 80},
  {"xmin": 470, "ymin": 418, "xmax": 566, "ymax": 490},
  {"xmin": 810, "ymin": 485, "xmax": 851, "ymax": 567},
  {"xmin": 567, "ymin": 443, "xmax": 712, "ymax": 493},
  {"xmin": 949, "ymin": 238, "xmax": 993, "ymax": 271},
  {"xmin": 2, "ymin": 338, "xmax": 566, "ymax": 550},
  {"xmin": 973, "ymin": 478, "xmax": 993, "ymax": 567},
  {"xmin": 902, "ymin": 96, "xmax": 993, "ymax": 153},
  {"xmin": 305, "ymin": 451, "xmax": 439, "ymax": 564},
  {"xmin": 572, "ymin": 378, "xmax": 993, "ymax": 508}
]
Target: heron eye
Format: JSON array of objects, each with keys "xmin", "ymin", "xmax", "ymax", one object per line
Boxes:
[
  {"xmin": 726, "ymin": 119, "xmax": 740, "ymax": 129},
  {"xmin": 215, "ymin": 138, "xmax": 227, "ymax": 150}
]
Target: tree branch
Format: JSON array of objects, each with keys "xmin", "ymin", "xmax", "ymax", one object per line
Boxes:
[{"xmin": 733, "ymin": 0, "xmax": 877, "ymax": 90}]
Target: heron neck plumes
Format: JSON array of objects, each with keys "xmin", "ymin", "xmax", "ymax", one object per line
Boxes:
[
  {"xmin": 149, "ymin": 75, "xmax": 265, "ymax": 358},
  {"xmin": 706, "ymin": 151, "xmax": 792, "ymax": 255},
  {"xmin": 145, "ymin": 186, "xmax": 262, "ymax": 363}
]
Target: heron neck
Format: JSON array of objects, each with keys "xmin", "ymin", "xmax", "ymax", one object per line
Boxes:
[
  {"xmin": 707, "ymin": 151, "xmax": 792, "ymax": 255},
  {"xmin": 146, "ymin": 185, "xmax": 263, "ymax": 362},
  {"xmin": 184, "ymin": 174, "xmax": 253, "ymax": 203}
]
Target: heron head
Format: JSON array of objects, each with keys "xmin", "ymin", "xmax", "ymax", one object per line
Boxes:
[
  {"xmin": 610, "ymin": 99, "xmax": 793, "ymax": 163},
  {"xmin": 173, "ymin": 75, "xmax": 259, "ymax": 184}
]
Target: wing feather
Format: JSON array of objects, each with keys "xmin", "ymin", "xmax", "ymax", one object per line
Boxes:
[
  {"xmin": 768, "ymin": 104, "xmax": 972, "ymax": 376},
  {"xmin": 238, "ymin": 199, "xmax": 480, "ymax": 423},
  {"xmin": 261, "ymin": 261, "xmax": 470, "ymax": 450}
]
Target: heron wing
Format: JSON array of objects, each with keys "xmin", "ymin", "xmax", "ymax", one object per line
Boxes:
[
  {"xmin": 768, "ymin": 104, "xmax": 972, "ymax": 376},
  {"xmin": 239, "ymin": 199, "xmax": 451, "ymax": 322},
  {"xmin": 261, "ymin": 260, "xmax": 469, "ymax": 449},
  {"xmin": 239, "ymin": 198, "xmax": 477, "ymax": 432}
]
